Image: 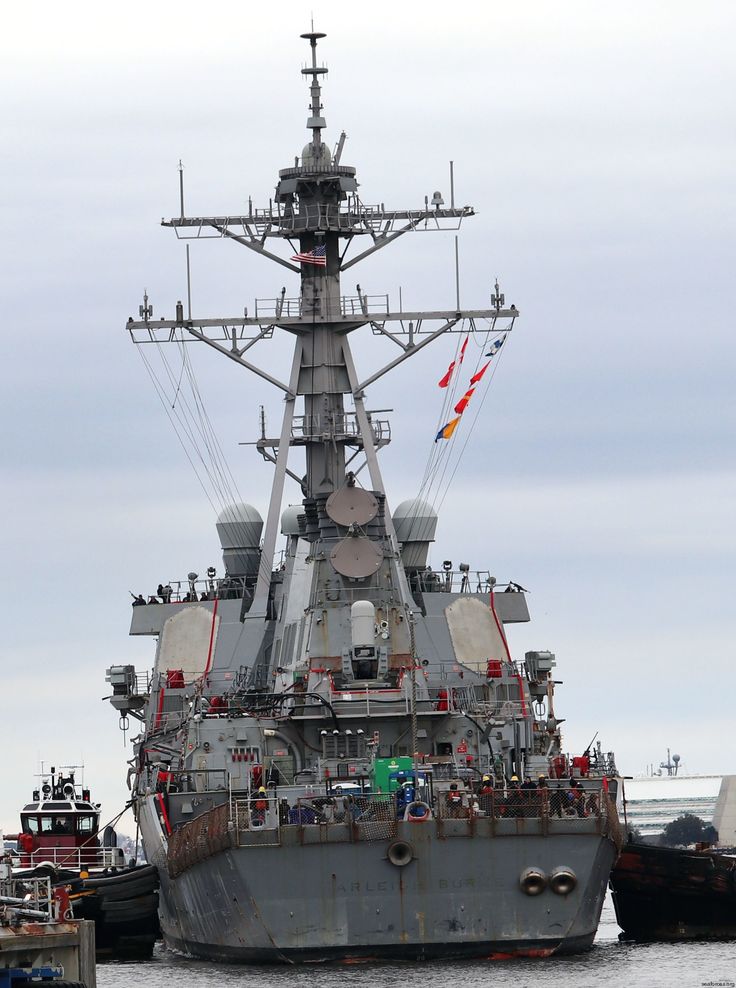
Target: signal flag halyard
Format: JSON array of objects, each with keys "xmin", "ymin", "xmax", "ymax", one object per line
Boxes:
[
  {"xmin": 435, "ymin": 416, "xmax": 462, "ymax": 442},
  {"xmin": 438, "ymin": 335, "xmax": 469, "ymax": 388},
  {"xmin": 485, "ymin": 334, "xmax": 506, "ymax": 358},
  {"xmin": 438, "ymin": 362, "xmax": 455, "ymax": 390},
  {"xmin": 291, "ymin": 244, "xmax": 327, "ymax": 266},
  {"xmin": 435, "ymin": 333, "xmax": 508, "ymax": 440},
  {"xmin": 469, "ymin": 361, "xmax": 491, "ymax": 385},
  {"xmin": 454, "ymin": 387, "xmax": 476, "ymax": 415}
]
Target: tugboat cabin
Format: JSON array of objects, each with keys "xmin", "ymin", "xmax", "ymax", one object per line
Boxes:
[{"xmin": 17, "ymin": 766, "xmax": 118, "ymax": 871}]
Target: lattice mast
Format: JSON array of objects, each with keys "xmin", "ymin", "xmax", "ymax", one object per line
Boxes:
[{"xmin": 126, "ymin": 31, "xmax": 519, "ymax": 616}]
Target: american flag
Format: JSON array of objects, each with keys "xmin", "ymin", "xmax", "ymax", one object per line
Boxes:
[{"xmin": 291, "ymin": 244, "xmax": 327, "ymax": 267}]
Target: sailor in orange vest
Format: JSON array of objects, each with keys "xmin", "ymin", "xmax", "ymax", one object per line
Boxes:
[
  {"xmin": 251, "ymin": 786, "xmax": 269, "ymax": 826},
  {"xmin": 445, "ymin": 782, "xmax": 463, "ymax": 818}
]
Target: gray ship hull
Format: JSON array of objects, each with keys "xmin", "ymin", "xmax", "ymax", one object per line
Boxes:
[{"xmin": 145, "ymin": 809, "xmax": 617, "ymax": 962}]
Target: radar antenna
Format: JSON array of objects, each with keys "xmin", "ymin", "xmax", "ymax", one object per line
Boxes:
[{"xmin": 300, "ymin": 30, "xmax": 328, "ymax": 152}]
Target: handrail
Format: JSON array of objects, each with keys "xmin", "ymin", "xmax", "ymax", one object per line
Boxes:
[
  {"xmin": 0, "ymin": 875, "xmax": 54, "ymax": 923},
  {"xmin": 409, "ymin": 570, "xmax": 513, "ymax": 594},
  {"xmin": 163, "ymin": 779, "xmax": 620, "ymax": 876},
  {"xmin": 20, "ymin": 846, "xmax": 124, "ymax": 870},
  {"xmin": 234, "ymin": 785, "xmax": 612, "ymax": 828},
  {"xmin": 254, "ymin": 293, "xmax": 390, "ymax": 319}
]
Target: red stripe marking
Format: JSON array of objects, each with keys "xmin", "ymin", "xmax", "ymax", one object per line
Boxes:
[
  {"xmin": 203, "ymin": 597, "xmax": 219, "ymax": 677},
  {"xmin": 156, "ymin": 792, "xmax": 172, "ymax": 835},
  {"xmin": 154, "ymin": 686, "xmax": 166, "ymax": 730},
  {"xmin": 489, "ymin": 589, "xmax": 527, "ymax": 714},
  {"xmin": 489, "ymin": 589, "xmax": 512, "ymax": 663}
]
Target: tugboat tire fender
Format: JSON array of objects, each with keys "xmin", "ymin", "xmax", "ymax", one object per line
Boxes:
[{"xmin": 33, "ymin": 862, "xmax": 58, "ymax": 880}]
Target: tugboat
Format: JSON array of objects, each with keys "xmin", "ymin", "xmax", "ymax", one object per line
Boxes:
[
  {"xmin": 105, "ymin": 30, "xmax": 623, "ymax": 962},
  {"xmin": 9, "ymin": 765, "xmax": 159, "ymax": 960}
]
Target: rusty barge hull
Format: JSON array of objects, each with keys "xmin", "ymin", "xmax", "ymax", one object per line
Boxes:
[
  {"xmin": 148, "ymin": 810, "xmax": 617, "ymax": 962},
  {"xmin": 610, "ymin": 842, "xmax": 736, "ymax": 941}
]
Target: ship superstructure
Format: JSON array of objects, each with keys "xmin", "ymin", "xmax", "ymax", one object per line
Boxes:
[{"xmin": 106, "ymin": 32, "xmax": 622, "ymax": 962}]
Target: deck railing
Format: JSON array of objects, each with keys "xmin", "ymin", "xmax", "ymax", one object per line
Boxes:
[
  {"xmin": 165, "ymin": 782, "xmax": 622, "ymax": 876},
  {"xmin": 20, "ymin": 846, "xmax": 125, "ymax": 871}
]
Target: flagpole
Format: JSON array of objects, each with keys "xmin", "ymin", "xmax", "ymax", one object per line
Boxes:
[{"xmin": 454, "ymin": 236, "xmax": 460, "ymax": 310}]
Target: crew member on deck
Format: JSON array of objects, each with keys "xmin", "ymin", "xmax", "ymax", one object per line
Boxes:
[
  {"xmin": 505, "ymin": 776, "xmax": 522, "ymax": 817},
  {"xmin": 478, "ymin": 775, "xmax": 494, "ymax": 815},
  {"xmin": 521, "ymin": 776, "xmax": 538, "ymax": 817},
  {"xmin": 445, "ymin": 783, "xmax": 463, "ymax": 818},
  {"xmin": 251, "ymin": 786, "xmax": 269, "ymax": 826}
]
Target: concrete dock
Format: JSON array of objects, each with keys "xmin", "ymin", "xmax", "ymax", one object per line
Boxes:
[{"xmin": 0, "ymin": 860, "xmax": 96, "ymax": 987}]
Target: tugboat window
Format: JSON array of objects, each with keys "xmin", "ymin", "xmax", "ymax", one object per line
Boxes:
[
  {"xmin": 41, "ymin": 816, "xmax": 71, "ymax": 834},
  {"xmin": 77, "ymin": 815, "xmax": 96, "ymax": 834}
]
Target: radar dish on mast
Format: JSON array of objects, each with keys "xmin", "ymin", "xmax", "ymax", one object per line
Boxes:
[
  {"xmin": 326, "ymin": 486, "xmax": 378, "ymax": 527},
  {"xmin": 330, "ymin": 536, "xmax": 383, "ymax": 579}
]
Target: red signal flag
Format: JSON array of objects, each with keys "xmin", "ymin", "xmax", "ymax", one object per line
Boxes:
[
  {"xmin": 454, "ymin": 388, "xmax": 475, "ymax": 415},
  {"xmin": 438, "ymin": 360, "xmax": 456, "ymax": 389},
  {"xmin": 469, "ymin": 360, "xmax": 491, "ymax": 385},
  {"xmin": 438, "ymin": 335, "xmax": 470, "ymax": 388}
]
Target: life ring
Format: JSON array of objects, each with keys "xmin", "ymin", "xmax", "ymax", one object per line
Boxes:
[{"xmin": 404, "ymin": 801, "xmax": 432, "ymax": 822}]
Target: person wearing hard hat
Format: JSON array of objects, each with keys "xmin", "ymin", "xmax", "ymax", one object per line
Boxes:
[
  {"xmin": 505, "ymin": 775, "xmax": 522, "ymax": 818},
  {"xmin": 477, "ymin": 774, "xmax": 494, "ymax": 816},
  {"xmin": 478, "ymin": 774, "xmax": 494, "ymax": 795},
  {"xmin": 251, "ymin": 786, "xmax": 269, "ymax": 827},
  {"xmin": 445, "ymin": 782, "xmax": 463, "ymax": 818}
]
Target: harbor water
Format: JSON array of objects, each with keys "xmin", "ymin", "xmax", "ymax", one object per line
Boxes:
[{"xmin": 97, "ymin": 895, "xmax": 734, "ymax": 988}]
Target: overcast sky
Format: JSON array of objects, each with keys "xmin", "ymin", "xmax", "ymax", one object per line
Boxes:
[{"xmin": 1, "ymin": 1, "xmax": 734, "ymax": 832}]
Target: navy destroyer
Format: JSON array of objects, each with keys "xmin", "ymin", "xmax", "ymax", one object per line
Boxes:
[{"xmin": 106, "ymin": 31, "xmax": 623, "ymax": 962}]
